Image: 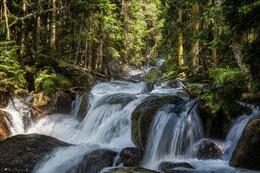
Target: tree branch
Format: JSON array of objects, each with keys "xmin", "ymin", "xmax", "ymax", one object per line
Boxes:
[{"xmin": 9, "ymin": 7, "xmax": 67, "ymax": 27}]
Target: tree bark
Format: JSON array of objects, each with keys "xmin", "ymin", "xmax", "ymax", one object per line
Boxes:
[
  {"xmin": 3, "ymin": 0, "xmax": 10, "ymax": 40},
  {"xmin": 192, "ymin": 3, "xmax": 200, "ymax": 74},
  {"xmin": 178, "ymin": 9, "xmax": 184, "ymax": 65},
  {"xmin": 50, "ymin": 0, "xmax": 56, "ymax": 50},
  {"xmin": 231, "ymin": 42, "xmax": 253, "ymax": 91}
]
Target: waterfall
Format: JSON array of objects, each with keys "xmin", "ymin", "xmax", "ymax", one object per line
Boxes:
[
  {"xmin": 142, "ymin": 101, "xmax": 204, "ymax": 169},
  {"xmin": 2, "ymin": 79, "xmax": 259, "ymax": 173}
]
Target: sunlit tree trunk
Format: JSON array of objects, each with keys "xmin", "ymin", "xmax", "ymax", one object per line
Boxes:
[
  {"xmin": 192, "ymin": 3, "xmax": 199, "ymax": 73},
  {"xmin": 20, "ymin": 0, "xmax": 27, "ymax": 58},
  {"xmin": 50, "ymin": 0, "xmax": 56, "ymax": 50},
  {"xmin": 178, "ymin": 9, "xmax": 184, "ymax": 65},
  {"xmin": 3, "ymin": 0, "xmax": 10, "ymax": 40}
]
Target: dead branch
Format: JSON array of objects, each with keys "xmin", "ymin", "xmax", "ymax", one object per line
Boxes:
[{"xmin": 15, "ymin": 94, "xmax": 43, "ymax": 114}]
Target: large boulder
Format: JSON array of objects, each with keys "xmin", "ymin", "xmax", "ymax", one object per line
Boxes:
[
  {"xmin": 94, "ymin": 93, "xmax": 137, "ymax": 110},
  {"xmin": 33, "ymin": 91, "xmax": 72, "ymax": 117},
  {"xmin": 0, "ymin": 110, "xmax": 12, "ymax": 141},
  {"xmin": 167, "ymin": 80, "xmax": 187, "ymax": 89},
  {"xmin": 159, "ymin": 162, "xmax": 194, "ymax": 173},
  {"xmin": 120, "ymin": 147, "xmax": 144, "ymax": 166},
  {"xmin": 0, "ymin": 92, "xmax": 9, "ymax": 108},
  {"xmin": 142, "ymin": 68, "xmax": 163, "ymax": 82},
  {"xmin": 229, "ymin": 118, "xmax": 260, "ymax": 170},
  {"xmin": 131, "ymin": 96, "xmax": 184, "ymax": 149},
  {"xmin": 105, "ymin": 167, "xmax": 159, "ymax": 173},
  {"xmin": 69, "ymin": 149, "xmax": 118, "ymax": 173},
  {"xmin": 0, "ymin": 134, "xmax": 70, "ymax": 172},
  {"xmin": 194, "ymin": 139, "xmax": 222, "ymax": 160},
  {"xmin": 77, "ymin": 92, "xmax": 90, "ymax": 121}
]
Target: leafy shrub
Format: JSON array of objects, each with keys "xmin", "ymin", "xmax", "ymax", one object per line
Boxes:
[
  {"xmin": 0, "ymin": 41, "xmax": 27, "ymax": 92},
  {"xmin": 35, "ymin": 69, "xmax": 72, "ymax": 94},
  {"xmin": 202, "ymin": 68, "xmax": 247, "ymax": 113}
]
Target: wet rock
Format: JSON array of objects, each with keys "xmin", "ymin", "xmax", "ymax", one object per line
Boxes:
[
  {"xmin": 105, "ymin": 167, "xmax": 159, "ymax": 173},
  {"xmin": 185, "ymin": 84, "xmax": 203, "ymax": 98},
  {"xmin": 159, "ymin": 61, "xmax": 167, "ymax": 73},
  {"xmin": 131, "ymin": 96, "xmax": 184, "ymax": 149},
  {"xmin": 159, "ymin": 162, "xmax": 194, "ymax": 173},
  {"xmin": 0, "ymin": 110, "xmax": 12, "ymax": 141},
  {"xmin": 69, "ymin": 149, "xmax": 118, "ymax": 173},
  {"xmin": 143, "ymin": 82, "xmax": 154, "ymax": 93},
  {"xmin": 142, "ymin": 68, "xmax": 163, "ymax": 82},
  {"xmin": 167, "ymin": 80, "xmax": 187, "ymax": 88},
  {"xmin": 94, "ymin": 93, "xmax": 136, "ymax": 110},
  {"xmin": 77, "ymin": 92, "xmax": 90, "ymax": 121},
  {"xmin": 229, "ymin": 118, "xmax": 260, "ymax": 170},
  {"xmin": 0, "ymin": 92, "xmax": 9, "ymax": 109},
  {"xmin": 33, "ymin": 91, "xmax": 72, "ymax": 117},
  {"xmin": 120, "ymin": 147, "xmax": 144, "ymax": 166},
  {"xmin": 198, "ymin": 99, "xmax": 231, "ymax": 139},
  {"xmin": 107, "ymin": 60, "xmax": 127, "ymax": 80},
  {"xmin": 0, "ymin": 134, "xmax": 70, "ymax": 172},
  {"xmin": 195, "ymin": 139, "xmax": 222, "ymax": 160}
]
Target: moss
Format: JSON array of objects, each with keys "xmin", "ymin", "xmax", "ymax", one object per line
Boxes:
[
  {"xmin": 186, "ymin": 84, "xmax": 203, "ymax": 96},
  {"xmin": 142, "ymin": 68, "xmax": 163, "ymax": 82},
  {"xmin": 73, "ymin": 73, "xmax": 94, "ymax": 89}
]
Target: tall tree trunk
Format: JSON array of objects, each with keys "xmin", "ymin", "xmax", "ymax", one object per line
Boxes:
[
  {"xmin": 50, "ymin": 0, "xmax": 56, "ymax": 50},
  {"xmin": 20, "ymin": 0, "xmax": 27, "ymax": 58},
  {"xmin": 231, "ymin": 42, "xmax": 253, "ymax": 91},
  {"xmin": 192, "ymin": 3, "xmax": 200, "ymax": 74},
  {"xmin": 178, "ymin": 9, "xmax": 184, "ymax": 65},
  {"xmin": 212, "ymin": 20, "xmax": 218, "ymax": 65},
  {"xmin": 3, "ymin": 0, "xmax": 10, "ymax": 40}
]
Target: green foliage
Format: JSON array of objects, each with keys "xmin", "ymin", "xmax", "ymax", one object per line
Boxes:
[
  {"xmin": 202, "ymin": 68, "xmax": 247, "ymax": 113},
  {"xmin": 34, "ymin": 69, "xmax": 72, "ymax": 94},
  {"xmin": 186, "ymin": 84, "xmax": 203, "ymax": 96},
  {"xmin": 73, "ymin": 73, "xmax": 94, "ymax": 89},
  {"xmin": 143, "ymin": 68, "xmax": 163, "ymax": 82},
  {"xmin": 0, "ymin": 41, "xmax": 27, "ymax": 92}
]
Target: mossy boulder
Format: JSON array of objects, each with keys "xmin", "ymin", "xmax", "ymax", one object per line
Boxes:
[
  {"xmin": 77, "ymin": 92, "xmax": 90, "ymax": 121},
  {"xmin": 185, "ymin": 84, "xmax": 203, "ymax": 98},
  {"xmin": 159, "ymin": 162, "xmax": 194, "ymax": 173},
  {"xmin": 198, "ymin": 98, "xmax": 252, "ymax": 139},
  {"xmin": 0, "ymin": 110, "xmax": 12, "ymax": 141},
  {"xmin": 0, "ymin": 134, "xmax": 70, "ymax": 172},
  {"xmin": 68, "ymin": 149, "xmax": 118, "ymax": 173},
  {"xmin": 229, "ymin": 118, "xmax": 260, "ymax": 170},
  {"xmin": 105, "ymin": 167, "xmax": 159, "ymax": 173},
  {"xmin": 120, "ymin": 147, "xmax": 144, "ymax": 166},
  {"xmin": 131, "ymin": 96, "xmax": 184, "ymax": 149},
  {"xmin": 32, "ymin": 91, "xmax": 72, "ymax": 118},
  {"xmin": 194, "ymin": 139, "xmax": 222, "ymax": 160},
  {"xmin": 142, "ymin": 68, "xmax": 163, "ymax": 82},
  {"xmin": 0, "ymin": 92, "xmax": 9, "ymax": 109}
]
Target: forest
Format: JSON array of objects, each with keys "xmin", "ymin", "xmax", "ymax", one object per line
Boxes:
[
  {"xmin": 0, "ymin": 0, "xmax": 260, "ymax": 172},
  {"xmin": 1, "ymin": 0, "xmax": 259, "ymax": 100}
]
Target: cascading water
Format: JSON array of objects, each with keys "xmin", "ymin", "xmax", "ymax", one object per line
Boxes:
[
  {"xmin": 142, "ymin": 101, "xmax": 204, "ymax": 169},
  {"xmin": 1, "ymin": 72, "xmax": 260, "ymax": 172}
]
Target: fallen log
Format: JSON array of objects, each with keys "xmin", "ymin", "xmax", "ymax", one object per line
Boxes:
[{"xmin": 15, "ymin": 94, "xmax": 43, "ymax": 114}]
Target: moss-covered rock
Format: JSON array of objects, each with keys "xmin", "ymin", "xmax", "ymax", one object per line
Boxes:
[
  {"xmin": 194, "ymin": 139, "xmax": 222, "ymax": 160},
  {"xmin": 120, "ymin": 147, "xmax": 144, "ymax": 167},
  {"xmin": 131, "ymin": 96, "xmax": 184, "ymax": 149},
  {"xmin": 0, "ymin": 110, "xmax": 11, "ymax": 141},
  {"xmin": 68, "ymin": 149, "xmax": 118, "ymax": 173},
  {"xmin": 142, "ymin": 68, "xmax": 163, "ymax": 82},
  {"xmin": 229, "ymin": 118, "xmax": 260, "ymax": 170},
  {"xmin": 77, "ymin": 92, "xmax": 90, "ymax": 121},
  {"xmin": 0, "ymin": 92, "xmax": 9, "ymax": 109},
  {"xmin": 32, "ymin": 91, "xmax": 72, "ymax": 118},
  {"xmin": 105, "ymin": 167, "xmax": 159, "ymax": 173},
  {"xmin": 198, "ymin": 98, "xmax": 252, "ymax": 139},
  {"xmin": 159, "ymin": 162, "xmax": 194, "ymax": 173},
  {"xmin": 185, "ymin": 84, "xmax": 203, "ymax": 98},
  {"xmin": 0, "ymin": 134, "xmax": 70, "ymax": 172}
]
